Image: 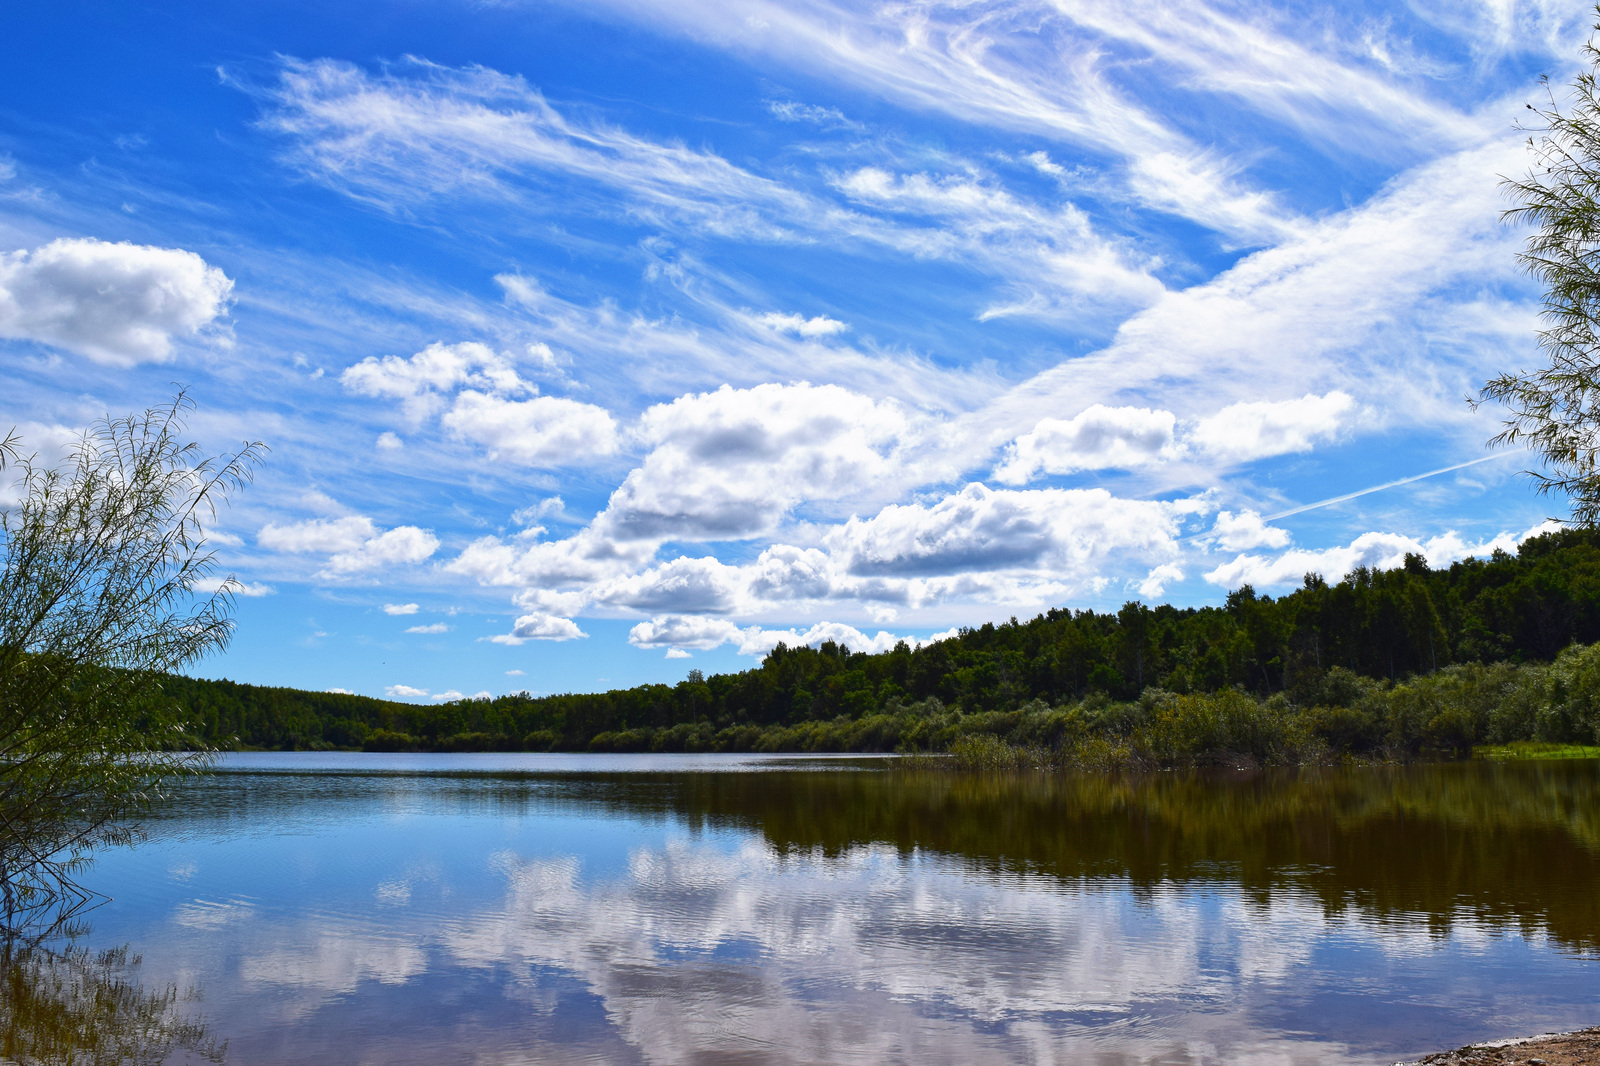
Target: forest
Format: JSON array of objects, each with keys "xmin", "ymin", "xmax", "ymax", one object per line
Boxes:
[{"xmin": 160, "ymin": 525, "xmax": 1600, "ymax": 764}]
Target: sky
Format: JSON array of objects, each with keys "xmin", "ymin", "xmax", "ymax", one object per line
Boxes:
[{"xmin": 0, "ymin": 0, "xmax": 1588, "ymax": 702}]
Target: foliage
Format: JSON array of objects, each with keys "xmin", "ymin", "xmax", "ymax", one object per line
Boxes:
[
  {"xmin": 0, "ymin": 400, "xmax": 260, "ymax": 921},
  {"xmin": 163, "ymin": 526, "xmax": 1600, "ymax": 765},
  {"xmin": 1481, "ymin": 17, "xmax": 1600, "ymax": 521}
]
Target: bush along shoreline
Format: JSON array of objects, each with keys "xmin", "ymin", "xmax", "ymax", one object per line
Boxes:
[{"xmin": 161, "ymin": 527, "xmax": 1600, "ymax": 768}]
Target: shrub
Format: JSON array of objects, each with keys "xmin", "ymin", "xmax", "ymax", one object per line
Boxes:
[{"xmin": 362, "ymin": 729, "xmax": 419, "ymax": 752}]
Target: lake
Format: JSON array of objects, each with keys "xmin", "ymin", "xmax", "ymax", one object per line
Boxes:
[{"xmin": 28, "ymin": 753, "xmax": 1600, "ymax": 1064}]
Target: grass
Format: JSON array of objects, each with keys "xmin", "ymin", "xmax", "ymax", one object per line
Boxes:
[{"xmin": 1473, "ymin": 740, "xmax": 1600, "ymax": 761}]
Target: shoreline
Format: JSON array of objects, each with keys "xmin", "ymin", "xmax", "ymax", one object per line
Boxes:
[{"xmin": 1398, "ymin": 1027, "xmax": 1600, "ymax": 1065}]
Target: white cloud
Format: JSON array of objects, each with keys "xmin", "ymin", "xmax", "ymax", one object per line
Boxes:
[
  {"xmin": 383, "ymin": 603, "xmax": 420, "ymax": 615},
  {"xmin": 511, "ymin": 497, "xmax": 565, "ymax": 527},
  {"xmin": 261, "ymin": 57, "xmax": 1158, "ymax": 324},
  {"xmin": 765, "ymin": 99, "xmax": 858, "ymax": 128},
  {"xmin": 505, "ymin": 669, "xmax": 525, "ymax": 676},
  {"xmin": 326, "ymin": 687, "xmax": 354, "ymax": 695},
  {"xmin": 572, "ymin": 0, "xmax": 1312, "ymax": 242},
  {"xmin": 431, "ymin": 690, "xmax": 465, "ymax": 701},
  {"xmin": 0, "ymin": 237, "xmax": 232, "ymax": 365},
  {"xmin": 489, "ymin": 612, "xmax": 588, "ymax": 644},
  {"xmin": 261, "ymin": 56, "xmax": 818, "ymax": 240},
  {"xmin": 1202, "ymin": 520, "xmax": 1557, "ymax": 590},
  {"xmin": 831, "ymin": 166, "xmax": 1163, "ymax": 318},
  {"xmin": 1137, "ymin": 563, "xmax": 1184, "ymax": 599},
  {"xmin": 405, "ymin": 623, "xmax": 450, "ymax": 634},
  {"xmin": 441, "ymin": 390, "xmax": 618, "ymax": 466},
  {"xmin": 826, "ymin": 483, "xmax": 1180, "ymax": 578},
  {"xmin": 994, "ymin": 405, "xmax": 1176, "ymax": 483},
  {"xmin": 745, "ymin": 545, "xmax": 837, "ymax": 602},
  {"xmin": 754, "ymin": 311, "xmax": 849, "ymax": 337},
  {"xmin": 628, "ymin": 615, "xmax": 910, "ymax": 655},
  {"xmin": 329, "ymin": 526, "xmax": 438, "ymax": 574},
  {"xmin": 193, "ymin": 576, "xmax": 277, "ymax": 597},
  {"xmin": 596, "ymin": 382, "xmax": 912, "ymax": 542},
  {"xmin": 376, "ymin": 431, "xmax": 403, "ymax": 450},
  {"xmin": 970, "ymin": 135, "xmax": 1530, "ymax": 459},
  {"xmin": 342, "ymin": 340, "xmax": 617, "ymax": 465},
  {"xmin": 259, "ymin": 515, "xmax": 375, "ymax": 553},
  {"xmin": 627, "ymin": 615, "xmax": 740, "ymax": 651},
  {"xmin": 734, "ymin": 621, "xmax": 908, "ymax": 656},
  {"xmin": 664, "ymin": 648, "xmax": 693, "ymax": 659},
  {"xmin": 1189, "ymin": 392, "xmax": 1354, "ymax": 463},
  {"xmin": 1207, "ymin": 511, "xmax": 1291, "ymax": 552},
  {"xmin": 591, "ymin": 556, "xmax": 742, "ymax": 613},
  {"xmin": 385, "ymin": 684, "xmax": 428, "ymax": 699},
  {"xmin": 341, "ymin": 341, "xmax": 525, "ymax": 421},
  {"xmin": 259, "ymin": 515, "xmax": 439, "ymax": 575}
]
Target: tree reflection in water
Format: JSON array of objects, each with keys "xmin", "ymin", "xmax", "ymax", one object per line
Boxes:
[{"xmin": 0, "ymin": 937, "xmax": 224, "ymax": 1065}]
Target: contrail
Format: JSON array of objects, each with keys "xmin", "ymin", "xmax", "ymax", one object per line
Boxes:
[{"xmin": 1263, "ymin": 453, "xmax": 1515, "ymax": 521}]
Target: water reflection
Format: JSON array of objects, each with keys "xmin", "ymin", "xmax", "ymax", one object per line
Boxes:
[
  {"xmin": 0, "ymin": 939, "xmax": 224, "ymax": 1065},
  {"xmin": 65, "ymin": 759, "xmax": 1600, "ymax": 1064}
]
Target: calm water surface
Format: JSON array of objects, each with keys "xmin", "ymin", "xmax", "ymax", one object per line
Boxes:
[{"xmin": 44, "ymin": 754, "xmax": 1600, "ymax": 1063}]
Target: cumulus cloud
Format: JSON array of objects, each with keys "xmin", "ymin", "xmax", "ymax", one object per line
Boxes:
[
  {"xmin": 383, "ymin": 603, "xmax": 420, "ymax": 615},
  {"xmin": 0, "ymin": 237, "xmax": 232, "ymax": 365},
  {"xmin": 628, "ymin": 615, "xmax": 910, "ymax": 656},
  {"xmin": 597, "ymin": 382, "xmax": 911, "ymax": 542},
  {"xmin": 341, "ymin": 341, "xmax": 526, "ymax": 421},
  {"xmin": 489, "ymin": 612, "xmax": 587, "ymax": 644},
  {"xmin": 626, "ymin": 615, "xmax": 741, "ymax": 651},
  {"xmin": 449, "ymin": 476, "xmax": 1202, "ymax": 635},
  {"xmin": 1207, "ymin": 511, "xmax": 1291, "ymax": 552},
  {"xmin": 754, "ymin": 311, "xmax": 849, "ymax": 337},
  {"xmin": 385, "ymin": 684, "xmax": 428, "ymax": 699},
  {"xmin": 258, "ymin": 515, "xmax": 439, "ymax": 575},
  {"xmin": 405, "ymin": 623, "xmax": 450, "ymax": 634},
  {"xmin": 441, "ymin": 390, "xmax": 618, "ymax": 465},
  {"xmin": 745, "ymin": 545, "xmax": 836, "ymax": 602},
  {"xmin": 827, "ymin": 483, "xmax": 1180, "ymax": 578},
  {"xmin": 342, "ymin": 341, "xmax": 617, "ymax": 464},
  {"xmin": 1137, "ymin": 563, "xmax": 1184, "ymax": 599},
  {"xmin": 1188, "ymin": 392, "xmax": 1354, "ymax": 463},
  {"xmin": 1203, "ymin": 520, "xmax": 1559, "ymax": 590},
  {"xmin": 589, "ymin": 555, "xmax": 747, "ymax": 614},
  {"xmin": 735, "ymin": 620, "xmax": 908, "ymax": 656},
  {"xmin": 994, "ymin": 405, "xmax": 1176, "ymax": 483}
]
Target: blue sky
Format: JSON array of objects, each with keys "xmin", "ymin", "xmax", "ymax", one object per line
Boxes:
[{"xmin": 0, "ymin": 0, "xmax": 1584, "ymax": 701}]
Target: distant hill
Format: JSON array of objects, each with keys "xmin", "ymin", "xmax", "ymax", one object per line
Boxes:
[{"xmin": 165, "ymin": 526, "xmax": 1600, "ymax": 754}]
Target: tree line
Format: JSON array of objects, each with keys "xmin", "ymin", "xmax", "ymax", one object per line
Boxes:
[{"xmin": 164, "ymin": 526, "xmax": 1600, "ymax": 755}]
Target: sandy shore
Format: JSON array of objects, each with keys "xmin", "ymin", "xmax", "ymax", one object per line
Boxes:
[{"xmin": 1397, "ymin": 1028, "xmax": 1600, "ymax": 1065}]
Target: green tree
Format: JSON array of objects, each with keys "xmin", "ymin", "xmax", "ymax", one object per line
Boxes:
[
  {"xmin": 1481, "ymin": 18, "xmax": 1600, "ymax": 522},
  {"xmin": 0, "ymin": 398, "xmax": 260, "ymax": 924}
]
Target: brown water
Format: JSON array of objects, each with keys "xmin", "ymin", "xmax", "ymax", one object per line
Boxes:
[{"xmin": 22, "ymin": 753, "xmax": 1600, "ymax": 1064}]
